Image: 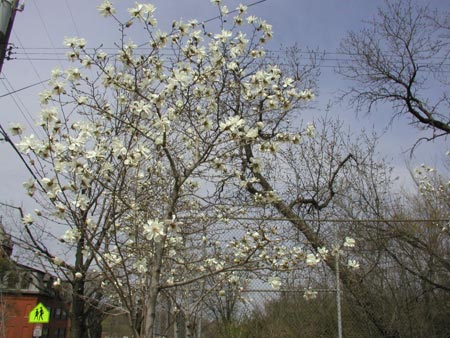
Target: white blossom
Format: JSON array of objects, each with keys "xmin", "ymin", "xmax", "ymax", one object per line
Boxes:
[
  {"xmin": 343, "ymin": 237, "xmax": 356, "ymax": 248},
  {"xmin": 128, "ymin": 3, "xmax": 156, "ymax": 18},
  {"xmin": 303, "ymin": 288, "xmax": 318, "ymax": 300},
  {"xmin": 98, "ymin": 0, "xmax": 115, "ymax": 17},
  {"xmin": 134, "ymin": 258, "xmax": 148, "ymax": 274},
  {"xmin": 306, "ymin": 253, "xmax": 321, "ymax": 266},
  {"xmin": 348, "ymin": 259, "xmax": 360, "ymax": 269},
  {"xmin": 66, "ymin": 67, "xmax": 82, "ymax": 81},
  {"xmin": 237, "ymin": 3, "xmax": 248, "ymax": 13},
  {"xmin": 39, "ymin": 90, "xmax": 52, "ymax": 105},
  {"xmin": 50, "ymin": 80, "xmax": 66, "ymax": 95},
  {"xmin": 8, "ymin": 123, "xmax": 23, "ymax": 136},
  {"xmin": 318, "ymin": 246, "xmax": 329, "ymax": 259},
  {"xmin": 245, "ymin": 127, "xmax": 259, "ymax": 139},
  {"xmin": 143, "ymin": 219, "xmax": 165, "ymax": 242},
  {"xmin": 305, "ymin": 123, "xmax": 315, "ymax": 137},
  {"xmin": 23, "ymin": 179, "xmax": 36, "ymax": 197},
  {"xmin": 22, "ymin": 214, "xmax": 34, "ymax": 225},
  {"xmin": 17, "ymin": 135, "xmax": 36, "ymax": 153},
  {"xmin": 268, "ymin": 276, "xmax": 281, "ymax": 290},
  {"xmin": 63, "ymin": 37, "xmax": 86, "ymax": 49},
  {"xmin": 62, "ymin": 229, "xmax": 80, "ymax": 243}
]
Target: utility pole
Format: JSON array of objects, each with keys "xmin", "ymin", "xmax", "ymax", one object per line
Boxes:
[{"xmin": 0, "ymin": 0, "xmax": 23, "ymax": 74}]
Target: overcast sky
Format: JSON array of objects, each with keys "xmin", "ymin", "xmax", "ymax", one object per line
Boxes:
[{"xmin": 0, "ymin": 0, "xmax": 448, "ymax": 209}]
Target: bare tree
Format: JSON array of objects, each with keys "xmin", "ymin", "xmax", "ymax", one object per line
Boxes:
[
  {"xmin": 236, "ymin": 114, "xmax": 417, "ymax": 337},
  {"xmin": 343, "ymin": 157, "xmax": 450, "ymax": 338},
  {"xmin": 337, "ymin": 0, "xmax": 450, "ymax": 142}
]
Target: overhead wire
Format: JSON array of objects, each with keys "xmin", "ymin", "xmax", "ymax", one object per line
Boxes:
[
  {"xmin": 64, "ymin": 0, "xmax": 81, "ymax": 38},
  {"xmin": 8, "ymin": 47, "xmax": 450, "ymax": 71},
  {"xmin": 11, "ymin": 31, "xmax": 46, "ymax": 86},
  {"xmin": 0, "ymin": 78, "xmax": 49, "ymax": 98},
  {"xmin": 30, "ymin": 0, "xmax": 65, "ymax": 69},
  {"xmin": 1, "ymin": 73, "xmax": 40, "ymax": 136},
  {"xmin": 5, "ymin": 0, "xmax": 450, "ymax": 69},
  {"xmin": 0, "ymin": 124, "xmax": 45, "ymax": 192},
  {"xmin": 9, "ymin": 46, "xmax": 450, "ymax": 58}
]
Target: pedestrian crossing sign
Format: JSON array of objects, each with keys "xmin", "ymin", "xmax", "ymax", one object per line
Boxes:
[{"xmin": 28, "ymin": 302, "xmax": 50, "ymax": 323}]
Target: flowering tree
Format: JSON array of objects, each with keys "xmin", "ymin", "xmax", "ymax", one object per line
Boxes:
[{"xmin": 10, "ymin": 1, "xmax": 321, "ymax": 337}]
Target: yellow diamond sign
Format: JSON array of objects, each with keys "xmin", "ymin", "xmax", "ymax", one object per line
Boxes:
[{"xmin": 28, "ymin": 302, "xmax": 50, "ymax": 323}]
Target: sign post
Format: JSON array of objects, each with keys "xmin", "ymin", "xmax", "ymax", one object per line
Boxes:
[{"xmin": 28, "ymin": 302, "xmax": 50, "ymax": 324}]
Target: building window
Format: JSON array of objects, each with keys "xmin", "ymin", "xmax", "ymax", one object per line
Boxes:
[
  {"xmin": 19, "ymin": 271, "xmax": 31, "ymax": 288},
  {"xmin": 3, "ymin": 271, "xmax": 19, "ymax": 287},
  {"xmin": 55, "ymin": 307, "xmax": 61, "ymax": 320},
  {"xmin": 53, "ymin": 328, "xmax": 66, "ymax": 338}
]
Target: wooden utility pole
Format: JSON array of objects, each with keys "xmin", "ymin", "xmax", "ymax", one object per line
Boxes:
[{"xmin": 0, "ymin": 0, "xmax": 22, "ymax": 74}]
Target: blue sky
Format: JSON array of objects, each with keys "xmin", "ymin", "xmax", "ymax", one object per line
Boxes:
[{"xmin": 0, "ymin": 0, "xmax": 448, "ymax": 206}]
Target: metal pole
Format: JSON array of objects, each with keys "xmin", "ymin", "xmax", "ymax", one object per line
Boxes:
[{"xmin": 335, "ymin": 252, "xmax": 343, "ymax": 338}]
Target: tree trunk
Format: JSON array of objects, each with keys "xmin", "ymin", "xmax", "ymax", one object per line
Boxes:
[
  {"xmin": 141, "ymin": 241, "xmax": 164, "ymax": 338},
  {"xmin": 70, "ymin": 236, "xmax": 86, "ymax": 338},
  {"xmin": 185, "ymin": 318, "xmax": 193, "ymax": 338},
  {"xmin": 70, "ymin": 279, "xmax": 86, "ymax": 338}
]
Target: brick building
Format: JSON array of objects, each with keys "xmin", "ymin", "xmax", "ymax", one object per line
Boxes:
[{"xmin": 0, "ymin": 221, "xmax": 70, "ymax": 338}]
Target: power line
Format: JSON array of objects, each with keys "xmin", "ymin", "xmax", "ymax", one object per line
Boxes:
[
  {"xmin": 0, "ymin": 78, "xmax": 49, "ymax": 98},
  {"xmin": 8, "ymin": 48, "xmax": 450, "ymax": 71},
  {"xmin": 0, "ymin": 124, "xmax": 45, "ymax": 192},
  {"xmin": 1, "ymin": 73, "xmax": 39, "ymax": 136},
  {"xmin": 178, "ymin": 216, "xmax": 449, "ymax": 223},
  {"xmin": 11, "ymin": 31, "xmax": 46, "ymax": 86},
  {"xmin": 64, "ymin": 0, "xmax": 81, "ymax": 38},
  {"xmin": 30, "ymin": 0, "xmax": 64, "ymax": 69},
  {"xmin": 9, "ymin": 57, "xmax": 450, "ymax": 73},
  {"xmin": 9, "ymin": 47, "xmax": 450, "ymax": 63}
]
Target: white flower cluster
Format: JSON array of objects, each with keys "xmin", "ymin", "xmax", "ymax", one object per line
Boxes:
[
  {"xmin": 414, "ymin": 161, "xmax": 450, "ymax": 196},
  {"xmin": 343, "ymin": 237, "xmax": 355, "ymax": 248},
  {"xmin": 306, "ymin": 253, "xmax": 321, "ymax": 267},
  {"xmin": 62, "ymin": 228, "xmax": 81, "ymax": 244},
  {"xmin": 253, "ymin": 190, "xmax": 280, "ymax": 204},
  {"xmin": 303, "ymin": 288, "xmax": 318, "ymax": 300},
  {"xmin": 268, "ymin": 276, "xmax": 281, "ymax": 290}
]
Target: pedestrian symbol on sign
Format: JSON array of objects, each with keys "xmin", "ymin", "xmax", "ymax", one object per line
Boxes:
[
  {"xmin": 28, "ymin": 303, "xmax": 50, "ymax": 323},
  {"xmin": 34, "ymin": 306, "xmax": 44, "ymax": 320}
]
